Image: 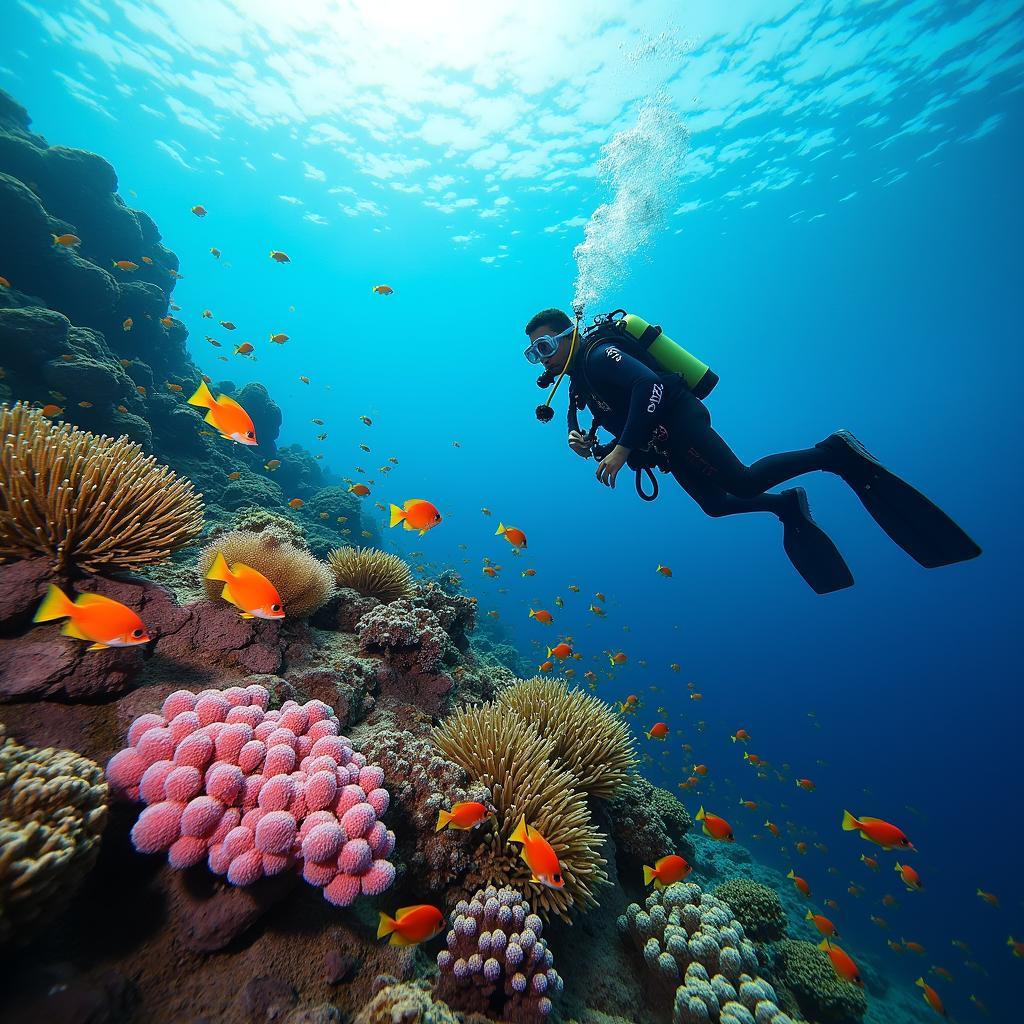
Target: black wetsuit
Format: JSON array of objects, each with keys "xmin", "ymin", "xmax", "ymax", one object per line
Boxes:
[{"xmin": 569, "ymin": 339, "xmax": 834, "ymax": 517}]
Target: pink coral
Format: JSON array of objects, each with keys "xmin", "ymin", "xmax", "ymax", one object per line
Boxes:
[{"xmin": 107, "ymin": 687, "xmax": 394, "ymax": 905}]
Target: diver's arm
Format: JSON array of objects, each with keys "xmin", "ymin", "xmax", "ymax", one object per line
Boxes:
[{"xmin": 587, "ymin": 347, "xmax": 664, "ymax": 451}]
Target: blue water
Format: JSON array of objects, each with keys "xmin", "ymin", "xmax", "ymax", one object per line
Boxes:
[{"xmin": 4, "ymin": 1, "xmax": 1022, "ymax": 1018}]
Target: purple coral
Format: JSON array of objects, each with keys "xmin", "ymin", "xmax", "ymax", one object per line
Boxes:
[
  {"xmin": 106, "ymin": 686, "xmax": 395, "ymax": 905},
  {"xmin": 436, "ymin": 884, "xmax": 562, "ymax": 1022}
]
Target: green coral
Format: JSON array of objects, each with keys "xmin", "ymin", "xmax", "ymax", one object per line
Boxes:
[
  {"xmin": 773, "ymin": 939, "xmax": 866, "ymax": 1024},
  {"xmin": 713, "ymin": 878, "xmax": 788, "ymax": 943},
  {"xmin": 609, "ymin": 775, "xmax": 692, "ymax": 866}
]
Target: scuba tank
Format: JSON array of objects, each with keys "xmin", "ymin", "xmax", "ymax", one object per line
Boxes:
[{"xmin": 607, "ymin": 311, "xmax": 718, "ymax": 398}]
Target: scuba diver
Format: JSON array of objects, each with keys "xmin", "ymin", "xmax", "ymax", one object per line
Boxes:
[{"xmin": 524, "ymin": 306, "xmax": 980, "ymax": 594}]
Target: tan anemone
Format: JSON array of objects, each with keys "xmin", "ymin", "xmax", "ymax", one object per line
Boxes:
[{"xmin": 327, "ymin": 545, "xmax": 414, "ymax": 603}]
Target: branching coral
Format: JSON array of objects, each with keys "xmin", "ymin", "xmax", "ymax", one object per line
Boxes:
[
  {"xmin": 0, "ymin": 724, "xmax": 108, "ymax": 944},
  {"xmin": 327, "ymin": 546, "xmax": 413, "ymax": 603},
  {"xmin": 198, "ymin": 527, "xmax": 334, "ymax": 619},
  {"xmin": 496, "ymin": 676, "xmax": 638, "ymax": 800},
  {"xmin": 0, "ymin": 401, "xmax": 203, "ymax": 572},
  {"xmin": 432, "ymin": 703, "xmax": 608, "ymax": 922}
]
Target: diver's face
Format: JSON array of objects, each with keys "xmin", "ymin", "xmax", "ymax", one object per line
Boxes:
[{"xmin": 530, "ymin": 325, "xmax": 574, "ymax": 372}]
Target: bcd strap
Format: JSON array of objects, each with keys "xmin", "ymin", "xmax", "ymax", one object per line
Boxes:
[
  {"xmin": 636, "ymin": 467, "xmax": 659, "ymax": 501},
  {"xmin": 637, "ymin": 323, "xmax": 662, "ymax": 348}
]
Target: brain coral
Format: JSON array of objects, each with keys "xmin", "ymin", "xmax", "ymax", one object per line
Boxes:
[
  {"xmin": 0, "ymin": 401, "xmax": 203, "ymax": 572},
  {"xmin": 0, "ymin": 724, "xmax": 108, "ymax": 944},
  {"xmin": 496, "ymin": 676, "xmax": 638, "ymax": 800},
  {"xmin": 773, "ymin": 939, "xmax": 866, "ymax": 1024},
  {"xmin": 327, "ymin": 546, "xmax": 414, "ymax": 604},
  {"xmin": 618, "ymin": 881, "xmax": 797, "ymax": 1024},
  {"xmin": 432, "ymin": 703, "xmax": 608, "ymax": 922},
  {"xmin": 198, "ymin": 527, "xmax": 335, "ymax": 619},
  {"xmin": 712, "ymin": 879, "xmax": 788, "ymax": 943}
]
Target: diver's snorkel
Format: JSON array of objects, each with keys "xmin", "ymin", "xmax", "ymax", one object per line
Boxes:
[{"xmin": 535, "ymin": 306, "xmax": 583, "ymax": 423}]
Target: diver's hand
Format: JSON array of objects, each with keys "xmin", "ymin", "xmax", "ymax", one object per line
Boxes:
[
  {"xmin": 568, "ymin": 430, "xmax": 594, "ymax": 458},
  {"xmin": 596, "ymin": 445, "xmax": 630, "ymax": 488}
]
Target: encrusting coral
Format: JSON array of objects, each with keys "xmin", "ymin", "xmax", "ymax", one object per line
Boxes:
[
  {"xmin": 432, "ymin": 703, "xmax": 608, "ymax": 922},
  {"xmin": 0, "ymin": 723, "xmax": 108, "ymax": 944},
  {"xmin": 436, "ymin": 884, "xmax": 563, "ymax": 1021},
  {"xmin": 619, "ymin": 880, "xmax": 798, "ymax": 1024},
  {"xmin": 610, "ymin": 775, "xmax": 693, "ymax": 867},
  {"xmin": 198, "ymin": 526, "xmax": 334, "ymax": 619},
  {"xmin": 772, "ymin": 939, "xmax": 866, "ymax": 1024},
  {"xmin": 0, "ymin": 401, "xmax": 203, "ymax": 572},
  {"xmin": 496, "ymin": 676, "xmax": 638, "ymax": 800},
  {"xmin": 106, "ymin": 685, "xmax": 396, "ymax": 906},
  {"xmin": 327, "ymin": 545, "xmax": 414, "ymax": 603},
  {"xmin": 712, "ymin": 878, "xmax": 788, "ymax": 943}
]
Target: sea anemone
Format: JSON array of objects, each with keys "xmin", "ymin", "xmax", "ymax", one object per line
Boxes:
[
  {"xmin": 432, "ymin": 703, "xmax": 608, "ymax": 922},
  {"xmin": 327, "ymin": 545, "xmax": 414, "ymax": 603},
  {"xmin": 0, "ymin": 402, "xmax": 203, "ymax": 572},
  {"xmin": 198, "ymin": 527, "xmax": 334, "ymax": 619},
  {"xmin": 497, "ymin": 676, "xmax": 638, "ymax": 800}
]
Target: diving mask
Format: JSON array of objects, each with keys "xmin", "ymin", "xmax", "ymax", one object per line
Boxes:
[{"xmin": 524, "ymin": 324, "xmax": 575, "ymax": 364}]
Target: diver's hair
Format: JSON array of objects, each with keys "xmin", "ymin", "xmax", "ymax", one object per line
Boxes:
[{"xmin": 524, "ymin": 308, "xmax": 572, "ymax": 336}]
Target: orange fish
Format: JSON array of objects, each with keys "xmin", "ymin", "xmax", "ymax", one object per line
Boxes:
[
  {"xmin": 376, "ymin": 905, "xmax": 444, "ymax": 946},
  {"xmin": 693, "ymin": 764, "xmax": 708, "ymax": 776},
  {"xmin": 52, "ymin": 233, "xmax": 81, "ymax": 247},
  {"xmin": 655, "ymin": 564, "xmax": 672, "ymax": 577},
  {"xmin": 299, "ymin": 375, "xmax": 311, "ymax": 384},
  {"xmin": 360, "ymin": 415, "xmax": 372, "ymax": 425},
  {"xmin": 538, "ymin": 660, "xmax": 553, "ymax": 672},
  {"xmin": 1008, "ymin": 936, "xmax": 1024, "ymax": 958},
  {"xmin": 765, "ymin": 821, "xmax": 781, "ymax": 837},
  {"xmin": 690, "ymin": 692, "xmax": 703, "ymax": 701},
  {"xmin": 824, "ymin": 898, "xmax": 839, "ymax": 910},
  {"xmin": 269, "ymin": 250, "xmax": 290, "ymax": 263},
  {"xmin": 643, "ymin": 854, "xmax": 691, "ymax": 888},
  {"xmin": 731, "ymin": 729, "xmax": 750, "ymax": 743},
  {"xmin": 269, "ymin": 333, "xmax": 288, "ymax": 344},
  {"xmin": 645, "ymin": 722, "xmax": 668, "ymax": 741},
  {"xmin": 904, "ymin": 939, "xmax": 926, "ymax": 955},
  {"xmin": 165, "ymin": 382, "xmax": 182, "ymax": 392},
  {"xmin": 0, "ymin": 275, "xmax": 9, "ymax": 287},
  {"xmin": 547, "ymin": 643, "xmax": 572, "ymax": 660},
  {"xmin": 112, "ymin": 260, "xmax": 138, "ymax": 271},
  {"xmin": 160, "ymin": 316, "xmax": 173, "ymax": 328},
  {"xmin": 142, "ymin": 257, "xmax": 154, "ymax": 265},
  {"xmin": 191, "ymin": 205, "xmax": 207, "ymax": 217},
  {"xmin": 860, "ymin": 854, "xmax": 879, "ymax": 871},
  {"xmin": 608, "ymin": 651, "xmax": 627, "ymax": 665},
  {"xmin": 787, "ymin": 870, "xmax": 811, "ymax": 897},
  {"xmin": 589, "ymin": 603, "xmax": 606, "ymax": 617},
  {"xmin": 205, "ymin": 551, "xmax": 284, "ymax": 619},
  {"xmin": 806, "ymin": 911, "xmax": 838, "ymax": 937},
  {"xmin": 483, "ymin": 567, "xmax": 499, "ymax": 578},
  {"xmin": 976, "ymin": 889, "xmax": 998, "ymax": 907},
  {"xmin": 568, "ymin": 584, "xmax": 580, "ymax": 592},
  {"xmin": 847, "ymin": 882, "xmax": 864, "ymax": 897},
  {"xmin": 841, "ymin": 811, "xmax": 914, "ymax": 850},
  {"xmin": 930, "ymin": 966, "xmax": 953, "ymax": 982},
  {"xmin": 288, "ymin": 498, "xmax": 304, "ymax": 509},
  {"xmin": 529, "ymin": 609, "xmax": 554, "ymax": 624},
  {"xmin": 495, "ymin": 522, "xmax": 527, "ymax": 548},
  {"xmin": 915, "ymin": 978, "xmax": 945, "ymax": 1016},
  {"xmin": 389, "ymin": 499, "xmax": 442, "ymax": 535},
  {"xmin": 521, "ymin": 568, "xmax": 536, "ymax": 577},
  {"xmin": 349, "ymin": 484, "xmax": 370, "ymax": 496},
  {"xmin": 820, "ymin": 940, "xmax": 863, "ymax": 986},
  {"xmin": 122, "ymin": 318, "xmax": 133, "ymax": 331},
  {"xmin": 40, "ymin": 403, "xmax": 63, "ymax": 417},
  {"xmin": 264, "ymin": 460, "xmax": 281, "ymax": 471},
  {"xmin": 594, "ymin": 592, "xmax": 606, "ymax": 602},
  {"xmin": 895, "ymin": 862, "xmax": 923, "ymax": 891},
  {"xmin": 696, "ymin": 806, "xmax": 734, "ymax": 842},
  {"xmin": 78, "ymin": 401, "xmax": 93, "ymax": 408},
  {"xmin": 220, "ymin": 321, "xmax": 236, "ymax": 330},
  {"xmin": 670, "ymin": 662, "xmax": 680, "ymax": 672},
  {"xmin": 209, "ymin": 247, "xmax": 220, "ymax": 258},
  {"xmin": 795, "ymin": 841, "xmax": 808, "ymax": 855},
  {"xmin": 371, "ymin": 284, "xmax": 394, "ymax": 295},
  {"xmin": 795, "ymin": 778, "xmax": 816, "ymax": 791},
  {"xmin": 739, "ymin": 799, "xmax": 758, "ymax": 810},
  {"xmin": 509, "ymin": 815, "xmax": 564, "ymax": 890},
  {"xmin": 435, "ymin": 801, "xmax": 492, "ymax": 832},
  {"xmin": 871, "ymin": 915, "xmax": 888, "ymax": 929},
  {"xmin": 882, "ymin": 893, "xmax": 899, "ymax": 906},
  {"xmin": 227, "ymin": 472, "xmax": 242, "ymax": 481},
  {"xmin": 202, "ymin": 309, "xmax": 213, "ymax": 318},
  {"xmin": 187, "ymin": 381, "xmax": 257, "ymax": 445},
  {"xmin": 33, "ymin": 585, "xmax": 149, "ymax": 650},
  {"xmin": 744, "ymin": 753, "xmax": 762, "ymax": 766},
  {"xmin": 233, "ymin": 342, "xmax": 254, "ymax": 355}
]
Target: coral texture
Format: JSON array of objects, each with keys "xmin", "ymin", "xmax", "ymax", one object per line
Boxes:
[
  {"xmin": 436, "ymin": 884, "xmax": 563, "ymax": 1022},
  {"xmin": 496, "ymin": 676, "xmax": 638, "ymax": 800},
  {"xmin": 0, "ymin": 401, "xmax": 203, "ymax": 572},
  {"xmin": 327, "ymin": 546, "xmax": 414, "ymax": 603},
  {"xmin": 773, "ymin": 939, "xmax": 867, "ymax": 1024},
  {"xmin": 432, "ymin": 703, "xmax": 608, "ymax": 922},
  {"xmin": 353, "ymin": 979, "xmax": 460, "ymax": 1024},
  {"xmin": 712, "ymin": 879, "xmax": 788, "ymax": 943},
  {"xmin": 105, "ymin": 685, "xmax": 396, "ymax": 905},
  {"xmin": 198, "ymin": 527, "xmax": 335, "ymax": 619},
  {"xmin": 610, "ymin": 775, "xmax": 693, "ymax": 867},
  {"xmin": 0, "ymin": 724, "xmax": 108, "ymax": 943}
]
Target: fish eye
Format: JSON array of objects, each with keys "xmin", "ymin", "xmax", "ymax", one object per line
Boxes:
[
  {"xmin": 554, "ymin": 874, "xmax": 562, "ymax": 883},
  {"xmin": 246, "ymin": 431, "xmax": 254, "ymax": 438},
  {"xmin": 132, "ymin": 628, "xmax": 144, "ymax": 638},
  {"xmin": 272, "ymin": 603, "xmax": 281, "ymax": 612}
]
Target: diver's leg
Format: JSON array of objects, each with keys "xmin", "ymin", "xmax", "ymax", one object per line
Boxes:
[
  {"xmin": 668, "ymin": 396, "xmax": 834, "ymax": 499},
  {"xmin": 669, "ymin": 455, "xmax": 786, "ymax": 517}
]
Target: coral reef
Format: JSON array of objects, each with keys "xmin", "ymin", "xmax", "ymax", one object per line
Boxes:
[
  {"xmin": 433, "ymin": 703, "xmax": 608, "ymax": 922},
  {"xmin": 105, "ymin": 685, "xmax": 396, "ymax": 906},
  {"xmin": 198, "ymin": 527, "xmax": 335, "ymax": 619},
  {"xmin": 328, "ymin": 545, "xmax": 414, "ymax": 603},
  {"xmin": 497, "ymin": 676, "xmax": 637, "ymax": 800},
  {"xmin": 412, "ymin": 580, "xmax": 477, "ymax": 651},
  {"xmin": 618, "ymin": 881, "xmax": 797, "ymax": 1023},
  {"xmin": 353, "ymin": 979, "xmax": 460, "ymax": 1024},
  {"xmin": 771, "ymin": 940, "xmax": 866, "ymax": 1024},
  {"xmin": 0, "ymin": 724, "xmax": 108, "ymax": 944},
  {"xmin": 712, "ymin": 879, "xmax": 787, "ymax": 943},
  {"xmin": 436, "ymin": 884, "xmax": 563, "ymax": 1022},
  {"xmin": 0, "ymin": 401, "xmax": 203, "ymax": 572},
  {"xmin": 609, "ymin": 775, "xmax": 693, "ymax": 868}
]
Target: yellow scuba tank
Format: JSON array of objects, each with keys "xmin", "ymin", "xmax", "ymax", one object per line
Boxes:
[{"xmin": 620, "ymin": 313, "xmax": 718, "ymax": 399}]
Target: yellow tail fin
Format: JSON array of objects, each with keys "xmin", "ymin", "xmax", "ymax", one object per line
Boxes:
[
  {"xmin": 696, "ymin": 806, "xmax": 706, "ymax": 822},
  {"xmin": 187, "ymin": 380, "xmax": 215, "ymax": 409},
  {"xmin": 389, "ymin": 504, "xmax": 405, "ymax": 528},
  {"xmin": 841, "ymin": 810, "xmax": 860, "ymax": 832},
  {"xmin": 509, "ymin": 814, "xmax": 529, "ymax": 846},
  {"xmin": 643, "ymin": 864, "xmax": 657, "ymax": 886},
  {"xmin": 33, "ymin": 584, "xmax": 75, "ymax": 623},
  {"xmin": 787, "ymin": 869, "xmax": 796, "ymax": 880},
  {"xmin": 205, "ymin": 551, "xmax": 232, "ymax": 583},
  {"xmin": 435, "ymin": 810, "xmax": 451, "ymax": 832},
  {"xmin": 805, "ymin": 910, "xmax": 814, "ymax": 921},
  {"xmin": 915, "ymin": 977, "xmax": 925, "ymax": 989},
  {"xmin": 495, "ymin": 522, "xmax": 506, "ymax": 536},
  {"xmin": 376, "ymin": 912, "xmax": 396, "ymax": 940}
]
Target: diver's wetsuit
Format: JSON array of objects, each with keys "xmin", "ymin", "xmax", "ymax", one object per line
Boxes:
[{"xmin": 570, "ymin": 339, "xmax": 835, "ymax": 517}]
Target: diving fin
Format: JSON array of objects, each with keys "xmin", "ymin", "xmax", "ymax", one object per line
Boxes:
[
  {"xmin": 780, "ymin": 487, "xmax": 855, "ymax": 595},
  {"xmin": 817, "ymin": 430, "xmax": 981, "ymax": 569}
]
